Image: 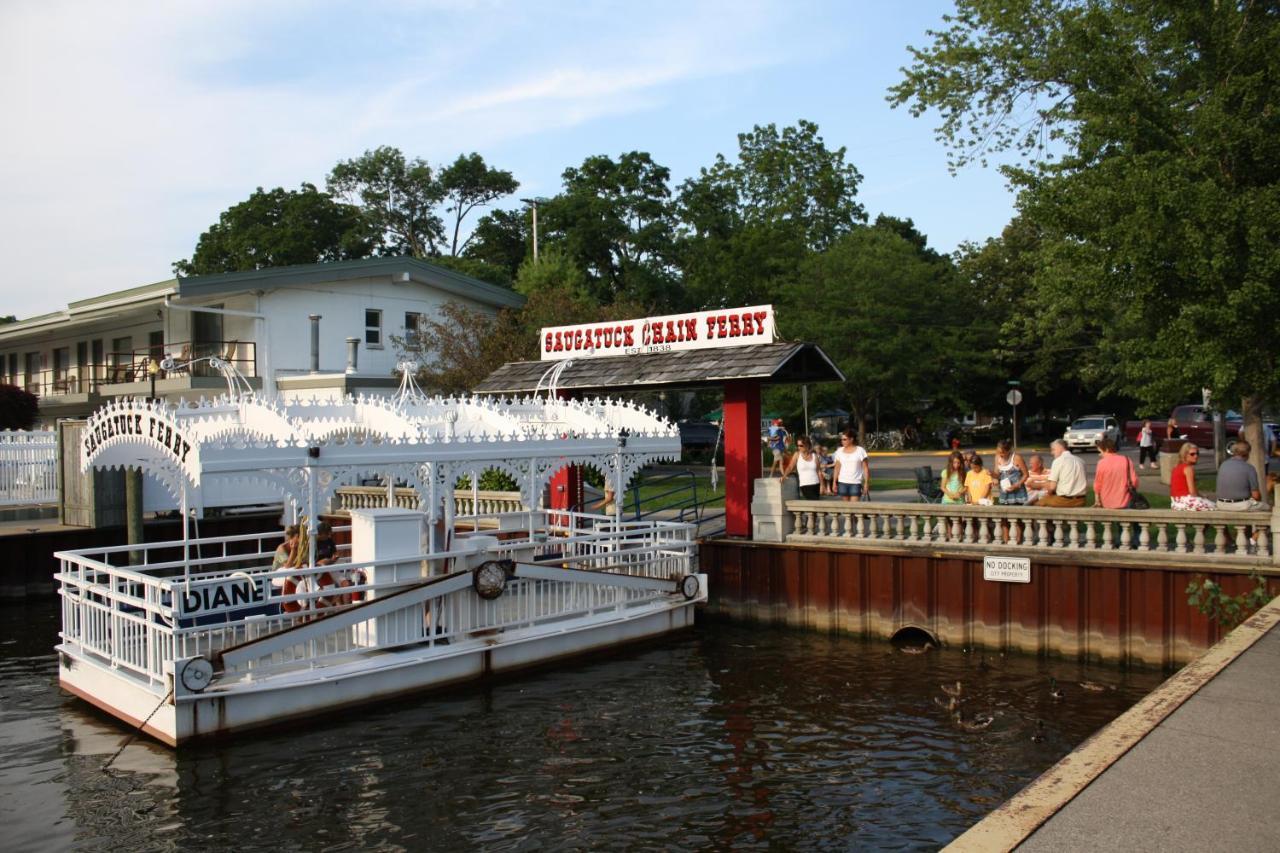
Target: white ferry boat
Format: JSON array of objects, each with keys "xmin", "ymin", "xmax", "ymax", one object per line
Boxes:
[{"xmin": 56, "ymin": 367, "xmax": 703, "ymax": 746}]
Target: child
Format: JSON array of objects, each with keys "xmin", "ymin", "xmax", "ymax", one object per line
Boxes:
[
  {"xmin": 964, "ymin": 454, "xmax": 995, "ymax": 505},
  {"xmin": 767, "ymin": 419, "xmax": 790, "ymax": 477},
  {"xmin": 818, "ymin": 444, "xmax": 835, "ymax": 495}
]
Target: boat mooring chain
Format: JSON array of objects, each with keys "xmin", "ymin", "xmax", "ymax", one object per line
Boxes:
[{"xmin": 101, "ymin": 686, "xmax": 173, "ymax": 773}]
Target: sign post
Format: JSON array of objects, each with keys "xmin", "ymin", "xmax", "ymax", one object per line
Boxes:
[{"xmin": 1006, "ymin": 384, "xmax": 1023, "ymax": 451}]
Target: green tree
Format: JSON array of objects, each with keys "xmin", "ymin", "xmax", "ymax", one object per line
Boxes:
[
  {"xmin": 512, "ymin": 247, "xmax": 590, "ymax": 300},
  {"xmin": 464, "ymin": 208, "xmax": 530, "ymax": 280},
  {"xmin": 174, "ymin": 183, "xmax": 375, "ymax": 275},
  {"xmin": 327, "ymin": 146, "xmax": 445, "ymax": 258},
  {"xmin": 546, "ymin": 152, "xmax": 680, "ymax": 307},
  {"xmin": 891, "ymin": 0, "xmax": 1280, "ymax": 480},
  {"xmin": 679, "ymin": 120, "xmax": 866, "ymax": 308},
  {"xmin": 781, "ymin": 225, "xmax": 976, "ymax": 439},
  {"xmin": 438, "ymin": 153, "xmax": 519, "ymax": 256},
  {"xmin": 0, "ymin": 384, "xmax": 39, "ymax": 429},
  {"xmin": 428, "ymin": 255, "xmax": 515, "ymax": 289}
]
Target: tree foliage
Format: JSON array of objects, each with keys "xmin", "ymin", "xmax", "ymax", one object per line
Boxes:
[
  {"xmin": 464, "ymin": 208, "xmax": 530, "ymax": 282},
  {"xmin": 679, "ymin": 120, "xmax": 867, "ymax": 308},
  {"xmin": 0, "ymin": 384, "xmax": 39, "ymax": 430},
  {"xmin": 892, "ymin": 0, "xmax": 1280, "ymax": 475},
  {"xmin": 327, "ymin": 146, "xmax": 446, "ymax": 258},
  {"xmin": 438, "ymin": 153, "xmax": 519, "ymax": 256},
  {"xmin": 781, "ymin": 224, "xmax": 978, "ymax": 437},
  {"xmin": 174, "ymin": 184, "xmax": 375, "ymax": 276},
  {"xmin": 544, "ymin": 152, "xmax": 679, "ymax": 307}
]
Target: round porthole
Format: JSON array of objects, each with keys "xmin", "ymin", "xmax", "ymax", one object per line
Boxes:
[{"xmin": 680, "ymin": 575, "xmax": 701, "ymax": 601}]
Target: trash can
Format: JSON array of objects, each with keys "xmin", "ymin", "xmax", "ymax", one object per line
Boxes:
[{"xmin": 1158, "ymin": 438, "xmax": 1184, "ymax": 486}]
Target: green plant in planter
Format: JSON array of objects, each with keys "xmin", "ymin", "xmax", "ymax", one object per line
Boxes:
[{"xmin": 1186, "ymin": 573, "xmax": 1274, "ymax": 630}]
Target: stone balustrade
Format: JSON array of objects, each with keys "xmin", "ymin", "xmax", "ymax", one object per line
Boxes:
[
  {"xmin": 785, "ymin": 500, "xmax": 1277, "ymax": 569},
  {"xmin": 334, "ymin": 486, "xmax": 524, "ymax": 517}
]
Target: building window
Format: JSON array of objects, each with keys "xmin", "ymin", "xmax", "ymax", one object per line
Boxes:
[
  {"xmin": 365, "ymin": 309, "xmax": 382, "ymax": 348},
  {"xmin": 5, "ymin": 353, "xmax": 15, "ymax": 385},
  {"xmin": 404, "ymin": 312, "xmax": 424, "ymax": 346}
]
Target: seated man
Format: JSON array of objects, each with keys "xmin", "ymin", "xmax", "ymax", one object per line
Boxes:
[
  {"xmin": 1039, "ymin": 439, "xmax": 1087, "ymax": 508},
  {"xmin": 1216, "ymin": 440, "xmax": 1267, "ymax": 511},
  {"xmin": 1024, "ymin": 454, "xmax": 1050, "ymax": 505}
]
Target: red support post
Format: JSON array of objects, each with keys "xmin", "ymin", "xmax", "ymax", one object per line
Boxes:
[{"xmin": 723, "ymin": 379, "xmax": 762, "ymax": 537}]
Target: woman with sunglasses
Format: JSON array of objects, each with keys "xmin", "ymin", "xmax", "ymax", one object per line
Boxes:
[
  {"xmin": 1170, "ymin": 442, "xmax": 1214, "ymax": 511},
  {"xmin": 832, "ymin": 429, "xmax": 871, "ymax": 502},
  {"xmin": 782, "ymin": 434, "xmax": 823, "ymax": 500}
]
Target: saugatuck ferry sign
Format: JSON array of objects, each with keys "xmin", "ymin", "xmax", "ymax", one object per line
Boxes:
[
  {"xmin": 541, "ymin": 305, "xmax": 776, "ymax": 361},
  {"xmin": 80, "ymin": 400, "xmax": 202, "ymax": 489}
]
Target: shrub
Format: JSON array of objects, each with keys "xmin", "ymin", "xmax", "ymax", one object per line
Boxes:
[{"xmin": 0, "ymin": 384, "xmax": 38, "ymax": 430}]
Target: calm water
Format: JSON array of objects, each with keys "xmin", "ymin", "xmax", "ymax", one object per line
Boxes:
[{"xmin": 1, "ymin": 600, "xmax": 1167, "ymax": 851}]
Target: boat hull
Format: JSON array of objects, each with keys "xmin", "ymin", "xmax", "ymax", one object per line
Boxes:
[{"xmin": 60, "ymin": 597, "xmax": 698, "ymax": 746}]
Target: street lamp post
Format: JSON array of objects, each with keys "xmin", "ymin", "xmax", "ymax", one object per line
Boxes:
[{"xmin": 148, "ymin": 358, "xmax": 160, "ymax": 401}]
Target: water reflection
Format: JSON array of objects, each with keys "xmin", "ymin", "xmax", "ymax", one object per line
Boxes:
[{"xmin": 2, "ymin": 601, "xmax": 1167, "ymax": 850}]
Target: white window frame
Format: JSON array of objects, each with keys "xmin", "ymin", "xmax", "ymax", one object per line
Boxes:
[{"xmin": 365, "ymin": 309, "xmax": 383, "ymax": 349}]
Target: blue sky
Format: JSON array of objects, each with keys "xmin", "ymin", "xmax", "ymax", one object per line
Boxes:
[{"xmin": 0, "ymin": 0, "xmax": 1016, "ymax": 318}]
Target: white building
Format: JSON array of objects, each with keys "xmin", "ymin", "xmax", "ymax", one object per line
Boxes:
[{"xmin": 0, "ymin": 257, "xmax": 525, "ymax": 424}]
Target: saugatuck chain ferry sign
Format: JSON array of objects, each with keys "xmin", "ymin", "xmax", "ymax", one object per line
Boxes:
[{"xmin": 541, "ymin": 304, "xmax": 776, "ymax": 361}]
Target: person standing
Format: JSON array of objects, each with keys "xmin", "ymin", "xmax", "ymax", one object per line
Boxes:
[
  {"xmin": 1040, "ymin": 440, "xmax": 1087, "ymax": 507},
  {"xmin": 964, "ymin": 454, "xmax": 996, "ymax": 505},
  {"xmin": 1093, "ymin": 438, "xmax": 1139, "ymax": 509},
  {"xmin": 767, "ymin": 419, "xmax": 790, "ymax": 478},
  {"xmin": 1215, "ymin": 440, "xmax": 1267, "ymax": 511},
  {"xmin": 940, "ymin": 451, "xmax": 967, "ymax": 504},
  {"xmin": 993, "ymin": 439, "xmax": 1029, "ymax": 505},
  {"xmin": 832, "ymin": 429, "xmax": 871, "ymax": 502},
  {"xmin": 1137, "ymin": 419, "xmax": 1158, "ymax": 470},
  {"xmin": 1170, "ymin": 442, "xmax": 1214, "ymax": 511},
  {"xmin": 783, "ymin": 435, "xmax": 823, "ymax": 500}
]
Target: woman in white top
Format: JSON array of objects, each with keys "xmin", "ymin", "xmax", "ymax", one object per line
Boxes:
[
  {"xmin": 782, "ymin": 434, "xmax": 823, "ymax": 500},
  {"xmin": 832, "ymin": 428, "xmax": 871, "ymax": 502}
]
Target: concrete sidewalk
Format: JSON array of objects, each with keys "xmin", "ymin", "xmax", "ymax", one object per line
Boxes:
[
  {"xmin": 948, "ymin": 598, "xmax": 1280, "ymax": 852},
  {"xmin": 1018, "ymin": 622, "xmax": 1280, "ymax": 851}
]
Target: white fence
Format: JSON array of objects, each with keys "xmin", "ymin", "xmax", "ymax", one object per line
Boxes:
[
  {"xmin": 0, "ymin": 430, "xmax": 57, "ymax": 506},
  {"xmin": 55, "ymin": 511, "xmax": 696, "ymax": 690}
]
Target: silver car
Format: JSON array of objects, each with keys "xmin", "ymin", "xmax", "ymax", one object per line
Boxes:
[{"xmin": 1063, "ymin": 415, "xmax": 1121, "ymax": 452}]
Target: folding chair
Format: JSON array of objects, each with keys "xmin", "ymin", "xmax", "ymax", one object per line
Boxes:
[{"xmin": 915, "ymin": 465, "xmax": 943, "ymax": 503}]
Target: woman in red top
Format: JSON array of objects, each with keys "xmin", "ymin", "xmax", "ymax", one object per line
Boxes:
[{"xmin": 1170, "ymin": 442, "xmax": 1213, "ymax": 511}]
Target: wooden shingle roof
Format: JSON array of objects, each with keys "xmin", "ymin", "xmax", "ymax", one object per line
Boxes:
[{"xmin": 474, "ymin": 342, "xmax": 845, "ymax": 395}]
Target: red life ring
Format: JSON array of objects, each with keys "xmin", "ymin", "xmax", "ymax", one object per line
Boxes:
[{"xmin": 281, "ymin": 576, "xmax": 302, "ymax": 613}]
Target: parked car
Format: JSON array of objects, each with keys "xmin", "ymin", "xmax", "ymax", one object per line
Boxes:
[
  {"xmin": 1124, "ymin": 405, "xmax": 1242, "ymax": 450},
  {"xmin": 677, "ymin": 420, "xmax": 720, "ymax": 450},
  {"xmin": 1063, "ymin": 415, "xmax": 1121, "ymax": 452}
]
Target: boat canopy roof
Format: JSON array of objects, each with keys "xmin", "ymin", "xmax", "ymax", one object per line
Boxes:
[{"xmin": 80, "ymin": 391, "xmax": 679, "ymax": 516}]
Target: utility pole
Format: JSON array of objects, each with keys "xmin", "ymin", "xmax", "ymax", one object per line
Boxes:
[{"xmin": 521, "ymin": 197, "xmax": 550, "ymax": 263}]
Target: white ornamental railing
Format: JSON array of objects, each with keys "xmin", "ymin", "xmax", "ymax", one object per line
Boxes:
[
  {"xmin": 785, "ymin": 500, "xmax": 1277, "ymax": 568},
  {"xmin": 0, "ymin": 430, "xmax": 57, "ymax": 506},
  {"xmin": 55, "ymin": 511, "xmax": 695, "ymax": 690}
]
